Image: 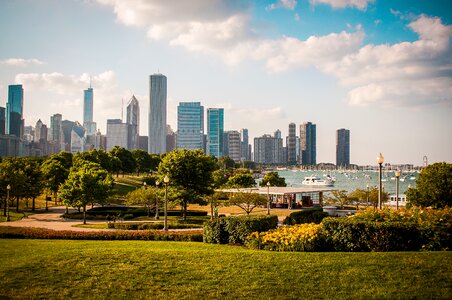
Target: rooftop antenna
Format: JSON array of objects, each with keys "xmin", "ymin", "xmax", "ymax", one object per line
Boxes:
[{"xmin": 89, "ymin": 75, "xmax": 92, "ymax": 88}]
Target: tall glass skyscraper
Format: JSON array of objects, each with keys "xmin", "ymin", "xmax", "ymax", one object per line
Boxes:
[
  {"xmin": 177, "ymin": 102, "xmax": 204, "ymax": 151},
  {"xmin": 0, "ymin": 107, "xmax": 5, "ymax": 135},
  {"xmin": 287, "ymin": 122, "xmax": 297, "ymax": 164},
  {"xmin": 336, "ymin": 128, "xmax": 350, "ymax": 167},
  {"xmin": 126, "ymin": 95, "xmax": 140, "ymax": 150},
  {"xmin": 207, "ymin": 108, "xmax": 224, "ymax": 158},
  {"xmin": 83, "ymin": 86, "xmax": 96, "ymax": 135},
  {"xmin": 6, "ymin": 84, "xmax": 24, "ymax": 137},
  {"xmin": 149, "ymin": 74, "xmax": 167, "ymax": 154},
  {"xmin": 299, "ymin": 122, "xmax": 316, "ymax": 165}
]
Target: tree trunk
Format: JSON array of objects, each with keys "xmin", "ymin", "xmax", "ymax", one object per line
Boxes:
[
  {"xmin": 183, "ymin": 201, "xmax": 187, "ymax": 221},
  {"xmin": 32, "ymin": 197, "xmax": 36, "ymax": 212},
  {"xmin": 16, "ymin": 196, "xmax": 19, "ymax": 212},
  {"xmin": 54, "ymin": 191, "xmax": 58, "ymax": 206},
  {"xmin": 83, "ymin": 205, "xmax": 87, "ymax": 225}
]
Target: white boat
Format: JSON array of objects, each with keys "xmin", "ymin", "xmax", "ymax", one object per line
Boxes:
[{"xmin": 302, "ymin": 175, "xmax": 335, "ymax": 186}]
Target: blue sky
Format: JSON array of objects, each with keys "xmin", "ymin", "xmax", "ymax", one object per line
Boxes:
[{"xmin": 0, "ymin": 0, "xmax": 451, "ymax": 165}]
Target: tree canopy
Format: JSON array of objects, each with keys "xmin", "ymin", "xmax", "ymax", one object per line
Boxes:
[
  {"xmin": 260, "ymin": 171, "xmax": 287, "ymax": 187},
  {"xmin": 226, "ymin": 173, "xmax": 256, "ymax": 188},
  {"xmin": 228, "ymin": 191, "xmax": 267, "ymax": 215},
  {"xmin": 406, "ymin": 162, "xmax": 452, "ymax": 208}
]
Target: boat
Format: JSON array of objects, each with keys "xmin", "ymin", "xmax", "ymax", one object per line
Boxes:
[{"xmin": 302, "ymin": 175, "xmax": 335, "ymax": 186}]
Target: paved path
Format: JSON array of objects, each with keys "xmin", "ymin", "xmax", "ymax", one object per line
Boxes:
[{"xmin": 0, "ymin": 206, "xmax": 109, "ymax": 232}]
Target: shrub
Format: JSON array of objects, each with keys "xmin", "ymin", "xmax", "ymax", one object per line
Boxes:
[
  {"xmin": 283, "ymin": 208, "xmax": 328, "ymax": 225},
  {"xmin": 245, "ymin": 223, "xmax": 325, "ymax": 252},
  {"xmin": 107, "ymin": 222, "xmax": 203, "ymax": 230},
  {"xmin": 203, "ymin": 215, "xmax": 278, "ymax": 244},
  {"xmin": 0, "ymin": 226, "xmax": 203, "ymax": 242}
]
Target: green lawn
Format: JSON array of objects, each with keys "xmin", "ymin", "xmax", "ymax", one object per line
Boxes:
[{"xmin": 1, "ymin": 240, "xmax": 451, "ymax": 299}]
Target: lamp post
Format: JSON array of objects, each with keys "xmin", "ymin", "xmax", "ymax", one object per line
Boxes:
[
  {"xmin": 377, "ymin": 153, "xmax": 384, "ymax": 209},
  {"xmin": 155, "ymin": 181, "xmax": 160, "ymax": 220},
  {"xmin": 163, "ymin": 175, "xmax": 169, "ymax": 231},
  {"xmin": 266, "ymin": 181, "xmax": 271, "ymax": 215},
  {"xmin": 142, "ymin": 181, "xmax": 147, "ymax": 190},
  {"xmin": 395, "ymin": 170, "xmax": 401, "ymax": 210},
  {"xmin": 6, "ymin": 185, "xmax": 11, "ymax": 222}
]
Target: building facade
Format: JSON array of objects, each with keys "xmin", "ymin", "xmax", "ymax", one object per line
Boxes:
[
  {"xmin": 226, "ymin": 130, "xmax": 241, "ymax": 162},
  {"xmin": 287, "ymin": 122, "xmax": 297, "ymax": 165},
  {"xmin": 126, "ymin": 95, "xmax": 140, "ymax": 150},
  {"xmin": 299, "ymin": 122, "xmax": 316, "ymax": 165},
  {"xmin": 176, "ymin": 102, "xmax": 204, "ymax": 151},
  {"xmin": 49, "ymin": 113, "xmax": 64, "ymax": 152},
  {"xmin": 240, "ymin": 128, "xmax": 250, "ymax": 161},
  {"xmin": 254, "ymin": 133, "xmax": 283, "ymax": 164},
  {"xmin": 83, "ymin": 86, "xmax": 96, "ymax": 135},
  {"xmin": 0, "ymin": 107, "xmax": 5, "ymax": 135},
  {"xmin": 336, "ymin": 128, "xmax": 350, "ymax": 167},
  {"xmin": 148, "ymin": 74, "xmax": 167, "ymax": 154},
  {"xmin": 106, "ymin": 119, "xmax": 131, "ymax": 151},
  {"xmin": 6, "ymin": 84, "xmax": 24, "ymax": 138},
  {"xmin": 71, "ymin": 122, "xmax": 85, "ymax": 154},
  {"xmin": 206, "ymin": 108, "xmax": 224, "ymax": 158}
]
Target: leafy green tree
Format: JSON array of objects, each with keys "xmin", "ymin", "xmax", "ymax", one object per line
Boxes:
[
  {"xmin": 226, "ymin": 173, "xmax": 256, "ymax": 188},
  {"xmin": 59, "ymin": 161, "xmax": 114, "ymax": 224},
  {"xmin": 212, "ymin": 169, "xmax": 228, "ymax": 188},
  {"xmin": 0, "ymin": 158, "xmax": 27, "ymax": 214},
  {"xmin": 406, "ymin": 162, "xmax": 452, "ymax": 208},
  {"xmin": 132, "ymin": 149, "xmax": 153, "ymax": 176},
  {"xmin": 158, "ymin": 149, "xmax": 216, "ymax": 219},
  {"xmin": 52, "ymin": 151, "xmax": 73, "ymax": 170},
  {"xmin": 228, "ymin": 191, "xmax": 267, "ymax": 215},
  {"xmin": 218, "ymin": 156, "xmax": 235, "ymax": 170},
  {"xmin": 41, "ymin": 158, "xmax": 69, "ymax": 205},
  {"xmin": 109, "ymin": 146, "xmax": 137, "ymax": 176},
  {"xmin": 326, "ymin": 190, "xmax": 352, "ymax": 209},
  {"xmin": 125, "ymin": 187, "xmax": 158, "ymax": 217},
  {"xmin": 21, "ymin": 158, "xmax": 44, "ymax": 212},
  {"xmin": 260, "ymin": 171, "xmax": 287, "ymax": 187},
  {"xmin": 74, "ymin": 149, "xmax": 111, "ymax": 171}
]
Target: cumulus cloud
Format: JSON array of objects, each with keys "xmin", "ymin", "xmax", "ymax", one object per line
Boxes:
[
  {"xmin": 310, "ymin": 0, "xmax": 374, "ymax": 10},
  {"xmin": 0, "ymin": 58, "xmax": 44, "ymax": 67},
  {"xmin": 266, "ymin": 0, "xmax": 298, "ymax": 11}
]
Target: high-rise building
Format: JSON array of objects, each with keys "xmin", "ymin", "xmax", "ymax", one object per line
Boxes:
[
  {"xmin": 206, "ymin": 108, "xmax": 224, "ymax": 158},
  {"xmin": 149, "ymin": 74, "xmax": 167, "ymax": 154},
  {"xmin": 106, "ymin": 119, "xmax": 131, "ymax": 151},
  {"xmin": 61, "ymin": 120, "xmax": 75, "ymax": 152},
  {"xmin": 336, "ymin": 128, "xmax": 350, "ymax": 167},
  {"xmin": 0, "ymin": 107, "xmax": 5, "ymax": 135},
  {"xmin": 83, "ymin": 86, "xmax": 96, "ymax": 135},
  {"xmin": 166, "ymin": 125, "xmax": 176, "ymax": 152},
  {"xmin": 176, "ymin": 102, "xmax": 204, "ymax": 151},
  {"xmin": 71, "ymin": 122, "xmax": 85, "ymax": 154},
  {"xmin": 254, "ymin": 134, "xmax": 283, "ymax": 164},
  {"xmin": 287, "ymin": 122, "xmax": 297, "ymax": 165},
  {"xmin": 299, "ymin": 122, "xmax": 316, "ymax": 165},
  {"xmin": 126, "ymin": 95, "xmax": 140, "ymax": 150},
  {"xmin": 225, "ymin": 130, "xmax": 241, "ymax": 162},
  {"xmin": 240, "ymin": 128, "xmax": 250, "ymax": 161},
  {"xmin": 49, "ymin": 113, "xmax": 64, "ymax": 152},
  {"xmin": 6, "ymin": 84, "xmax": 24, "ymax": 138},
  {"xmin": 34, "ymin": 119, "xmax": 48, "ymax": 142}
]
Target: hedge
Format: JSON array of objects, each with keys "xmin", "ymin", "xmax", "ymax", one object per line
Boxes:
[
  {"xmin": 203, "ymin": 215, "xmax": 278, "ymax": 244},
  {"xmin": 107, "ymin": 222, "xmax": 203, "ymax": 230},
  {"xmin": 0, "ymin": 226, "xmax": 203, "ymax": 242},
  {"xmin": 283, "ymin": 208, "xmax": 328, "ymax": 225}
]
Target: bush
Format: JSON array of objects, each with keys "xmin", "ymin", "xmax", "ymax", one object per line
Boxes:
[
  {"xmin": 107, "ymin": 222, "xmax": 203, "ymax": 230},
  {"xmin": 0, "ymin": 226, "xmax": 203, "ymax": 242},
  {"xmin": 203, "ymin": 215, "xmax": 278, "ymax": 244},
  {"xmin": 283, "ymin": 208, "xmax": 328, "ymax": 225}
]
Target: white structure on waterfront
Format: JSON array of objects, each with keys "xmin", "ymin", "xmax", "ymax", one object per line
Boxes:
[{"xmin": 149, "ymin": 74, "xmax": 167, "ymax": 154}]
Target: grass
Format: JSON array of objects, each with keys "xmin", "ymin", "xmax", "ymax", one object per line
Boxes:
[{"xmin": 1, "ymin": 240, "xmax": 451, "ymax": 299}]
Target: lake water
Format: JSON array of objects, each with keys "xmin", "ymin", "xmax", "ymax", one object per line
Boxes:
[{"xmin": 277, "ymin": 170, "xmax": 418, "ymax": 195}]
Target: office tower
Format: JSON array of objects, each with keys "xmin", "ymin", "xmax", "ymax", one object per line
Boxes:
[
  {"xmin": 139, "ymin": 136, "xmax": 149, "ymax": 152},
  {"xmin": 83, "ymin": 85, "xmax": 96, "ymax": 135},
  {"xmin": 6, "ymin": 84, "xmax": 24, "ymax": 138},
  {"xmin": 23, "ymin": 126, "xmax": 34, "ymax": 142},
  {"xmin": 254, "ymin": 134, "xmax": 283, "ymax": 164},
  {"xmin": 206, "ymin": 108, "xmax": 224, "ymax": 158},
  {"xmin": 126, "ymin": 95, "xmax": 140, "ymax": 150},
  {"xmin": 71, "ymin": 122, "xmax": 85, "ymax": 154},
  {"xmin": 106, "ymin": 119, "xmax": 131, "ymax": 151},
  {"xmin": 49, "ymin": 113, "xmax": 64, "ymax": 152},
  {"xmin": 240, "ymin": 128, "xmax": 250, "ymax": 161},
  {"xmin": 34, "ymin": 119, "xmax": 48, "ymax": 142},
  {"xmin": 336, "ymin": 128, "xmax": 350, "ymax": 167},
  {"xmin": 274, "ymin": 129, "xmax": 281, "ymax": 139},
  {"xmin": 299, "ymin": 122, "xmax": 316, "ymax": 165},
  {"xmin": 226, "ymin": 130, "xmax": 241, "ymax": 162},
  {"xmin": 176, "ymin": 102, "xmax": 204, "ymax": 150},
  {"xmin": 166, "ymin": 125, "xmax": 176, "ymax": 152},
  {"xmin": 0, "ymin": 107, "xmax": 5, "ymax": 135},
  {"xmin": 149, "ymin": 74, "xmax": 167, "ymax": 154},
  {"xmin": 287, "ymin": 122, "xmax": 297, "ymax": 165}
]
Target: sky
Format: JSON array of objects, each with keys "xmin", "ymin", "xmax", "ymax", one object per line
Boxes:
[{"xmin": 0, "ymin": 0, "xmax": 451, "ymax": 166}]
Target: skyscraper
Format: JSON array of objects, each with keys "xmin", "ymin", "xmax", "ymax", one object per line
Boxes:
[
  {"xmin": 206, "ymin": 108, "xmax": 224, "ymax": 158},
  {"xmin": 287, "ymin": 122, "xmax": 297, "ymax": 165},
  {"xmin": 71, "ymin": 122, "xmax": 85, "ymax": 154},
  {"xmin": 0, "ymin": 107, "xmax": 5, "ymax": 135},
  {"xmin": 6, "ymin": 84, "xmax": 24, "ymax": 138},
  {"xmin": 240, "ymin": 128, "xmax": 250, "ymax": 161},
  {"xmin": 336, "ymin": 128, "xmax": 350, "ymax": 167},
  {"xmin": 106, "ymin": 119, "xmax": 131, "ymax": 151},
  {"xmin": 254, "ymin": 134, "xmax": 283, "ymax": 164},
  {"xmin": 126, "ymin": 95, "xmax": 140, "ymax": 150},
  {"xmin": 299, "ymin": 122, "xmax": 316, "ymax": 165},
  {"xmin": 149, "ymin": 74, "xmax": 167, "ymax": 154},
  {"xmin": 83, "ymin": 86, "xmax": 97, "ymax": 135},
  {"xmin": 49, "ymin": 113, "xmax": 64, "ymax": 152},
  {"xmin": 176, "ymin": 102, "xmax": 204, "ymax": 151},
  {"xmin": 225, "ymin": 130, "xmax": 241, "ymax": 162}
]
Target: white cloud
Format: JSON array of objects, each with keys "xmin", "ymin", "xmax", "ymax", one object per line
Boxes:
[
  {"xmin": 0, "ymin": 58, "xmax": 44, "ymax": 67},
  {"xmin": 310, "ymin": 0, "xmax": 374, "ymax": 10},
  {"xmin": 266, "ymin": 0, "xmax": 298, "ymax": 11}
]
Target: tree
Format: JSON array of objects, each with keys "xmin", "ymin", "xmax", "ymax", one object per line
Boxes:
[
  {"xmin": 326, "ymin": 190, "xmax": 352, "ymax": 209},
  {"xmin": 109, "ymin": 146, "xmax": 137, "ymax": 176},
  {"xmin": 406, "ymin": 162, "xmax": 452, "ymax": 208},
  {"xmin": 218, "ymin": 156, "xmax": 235, "ymax": 170},
  {"xmin": 226, "ymin": 173, "xmax": 256, "ymax": 188},
  {"xmin": 74, "ymin": 149, "xmax": 111, "ymax": 172},
  {"xmin": 59, "ymin": 161, "xmax": 114, "ymax": 224},
  {"xmin": 41, "ymin": 158, "xmax": 69, "ymax": 205},
  {"xmin": 21, "ymin": 158, "xmax": 44, "ymax": 212},
  {"xmin": 125, "ymin": 187, "xmax": 158, "ymax": 217},
  {"xmin": 228, "ymin": 191, "xmax": 267, "ymax": 215},
  {"xmin": 0, "ymin": 158, "xmax": 26, "ymax": 214},
  {"xmin": 260, "ymin": 171, "xmax": 287, "ymax": 187},
  {"xmin": 132, "ymin": 149, "xmax": 154, "ymax": 176},
  {"xmin": 158, "ymin": 149, "xmax": 216, "ymax": 219},
  {"xmin": 212, "ymin": 169, "xmax": 228, "ymax": 188},
  {"xmin": 349, "ymin": 188, "xmax": 368, "ymax": 207}
]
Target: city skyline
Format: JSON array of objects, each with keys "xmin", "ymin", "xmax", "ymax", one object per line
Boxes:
[{"xmin": 0, "ymin": 1, "xmax": 451, "ymax": 165}]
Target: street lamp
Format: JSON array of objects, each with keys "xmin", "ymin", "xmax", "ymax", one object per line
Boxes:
[
  {"xmin": 6, "ymin": 185, "xmax": 11, "ymax": 222},
  {"xmin": 155, "ymin": 180, "xmax": 160, "ymax": 220},
  {"xmin": 163, "ymin": 175, "xmax": 169, "ymax": 231},
  {"xmin": 395, "ymin": 170, "xmax": 401, "ymax": 210},
  {"xmin": 376, "ymin": 153, "xmax": 384, "ymax": 209},
  {"xmin": 142, "ymin": 181, "xmax": 147, "ymax": 190},
  {"xmin": 266, "ymin": 181, "xmax": 271, "ymax": 215}
]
